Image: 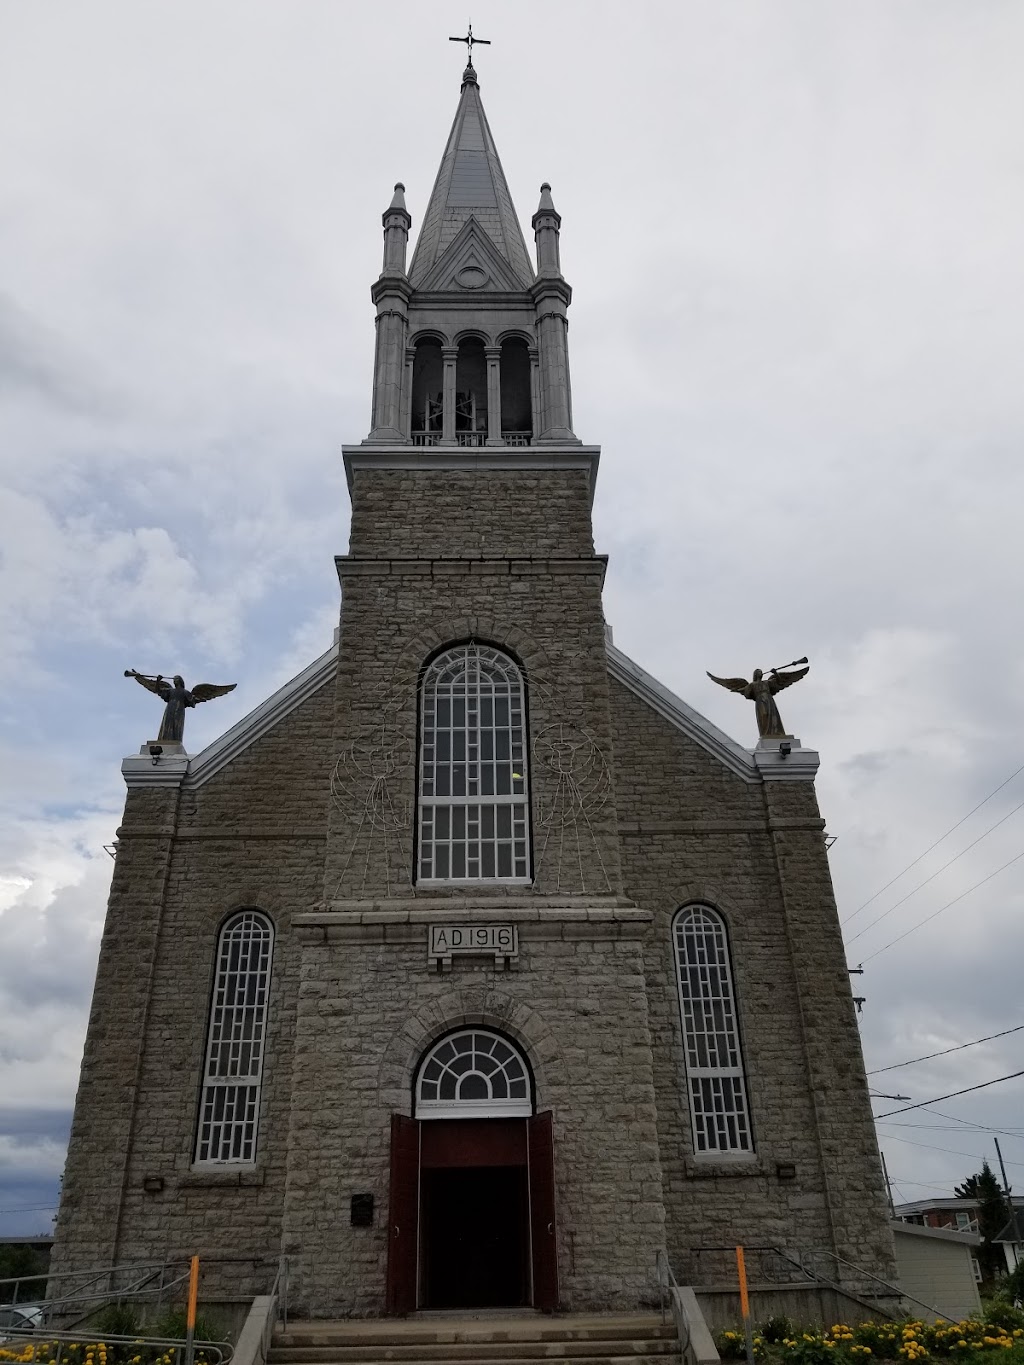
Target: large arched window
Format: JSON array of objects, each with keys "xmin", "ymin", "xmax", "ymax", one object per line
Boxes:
[
  {"xmin": 194, "ymin": 910, "xmax": 274, "ymax": 1165},
  {"xmin": 417, "ymin": 644, "xmax": 530, "ymax": 883},
  {"xmin": 416, "ymin": 1029, "xmax": 532, "ymax": 1118},
  {"xmin": 672, "ymin": 905, "xmax": 753, "ymax": 1156}
]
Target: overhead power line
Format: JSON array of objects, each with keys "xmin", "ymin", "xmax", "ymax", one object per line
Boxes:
[
  {"xmin": 887, "ymin": 1174, "xmax": 962, "ymax": 1194},
  {"xmin": 875, "ymin": 1127, "xmax": 1024, "ymax": 1169},
  {"xmin": 848, "ymin": 799, "xmax": 1024, "ymax": 944},
  {"xmin": 881, "ymin": 1119, "xmax": 1024, "ymax": 1138},
  {"xmin": 925, "ymin": 1108, "xmax": 1024, "ymax": 1140},
  {"xmin": 875, "ymin": 1069, "xmax": 1024, "ymax": 1119},
  {"xmin": 862, "ymin": 847, "xmax": 1024, "ymax": 963},
  {"xmin": 868, "ymin": 1023, "xmax": 1024, "ymax": 1074},
  {"xmin": 843, "ymin": 759, "xmax": 1024, "ymax": 925}
]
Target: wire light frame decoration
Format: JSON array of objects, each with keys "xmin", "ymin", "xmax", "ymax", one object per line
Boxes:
[
  {"xmin": 330, "ymin": 715, "xmax": 414, "ymax": 899},
  {"xmin": 532, "ymin": 720, "xmax": 612, "ymax": 894}
]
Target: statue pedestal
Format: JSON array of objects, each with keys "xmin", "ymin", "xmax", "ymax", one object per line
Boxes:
[
  {"xmin": 139, "ymin": 741, "xmax": 186, "ymax": 756},
  {"xmin": 752, "ymin": 734, "xmax": 819, "ymax": 782}
]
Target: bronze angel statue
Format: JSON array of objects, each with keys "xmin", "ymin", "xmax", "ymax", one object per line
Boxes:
[
  {"xmin": 707, "ymin": 658, "xmax": 809, "ymax": 739},
  {"xmin": 125, "ymin": 670, "xmax": 237, "ymax": 743}
]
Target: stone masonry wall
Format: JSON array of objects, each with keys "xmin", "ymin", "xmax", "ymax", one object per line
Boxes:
[
  {"xmin": 52, "ymin": 688, "xmax": 336, "ymax": 1296},
  {"xmin": 326, "ymin": 465, "xmax": 623, "ymax": 903},
  {"xmin": 607, "ymin": 676, "xmax": 896, "ymax": 1288},
  {"xmin": 281, "ymin": 919, "xmax": 665, "ymax": 1316}
]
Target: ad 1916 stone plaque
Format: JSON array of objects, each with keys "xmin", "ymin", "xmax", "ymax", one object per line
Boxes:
[{"xmin": 428, "ymin": 923, "xmax": 518, "ymax": 969}]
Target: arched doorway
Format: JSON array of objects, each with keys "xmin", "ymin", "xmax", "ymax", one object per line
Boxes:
[{"xmin": 386, "ymin": 1029, "xmax": 558, "ymax": 1314}]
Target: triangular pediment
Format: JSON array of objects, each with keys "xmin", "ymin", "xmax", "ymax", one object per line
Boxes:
[{"xmin": 416, "ymin": 217, "xmax": 529, "ymax": 295}]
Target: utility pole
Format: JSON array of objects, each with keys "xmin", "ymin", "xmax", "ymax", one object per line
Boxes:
[
  {"xmin": 995, "ymin": 1138, "xmax": 1013, "ymax": 1203},
  {"xmin": 880, "ymin": 1150, "xmax": 896, "ymax": 1218}
]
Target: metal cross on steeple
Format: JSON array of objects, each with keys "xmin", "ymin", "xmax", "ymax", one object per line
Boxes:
[{"xmin": 449, "ymin": 23, "xmax": 491, "ymax": 66}]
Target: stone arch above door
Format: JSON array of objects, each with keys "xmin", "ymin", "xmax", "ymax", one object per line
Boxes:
[{"xmin": 376, "ymin": 989, "xmax": 566, "ymax": 1115}]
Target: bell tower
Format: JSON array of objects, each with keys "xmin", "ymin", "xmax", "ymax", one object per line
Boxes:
[
  {"xmin": 365, "ymin": 57, "xmax": 577, "ymax": 448},
  {"xmin": 331, "ymin": 55, "xmax": 620, "ymax": 904}
]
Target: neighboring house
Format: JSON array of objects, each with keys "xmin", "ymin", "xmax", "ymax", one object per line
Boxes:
[
  {"xmin": 895, "ymin": 1197, "xmax": 1024, "ymax": 1280},
  {"xmin": 995, "ymin": 1208, "xmax": 1024, "ymax": 1274},
  {"xmin": 891, "ymin": 1221, "xmax": 982, "ymax": 1323}
]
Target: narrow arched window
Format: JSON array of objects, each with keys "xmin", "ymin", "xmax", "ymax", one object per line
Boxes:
[
  {"xmin": 418, "ymin": 643, "xmax": 530, "ymax": 883},
  {"xmin": 194, "ymin": 910, "xmax": 274, "ymax": 1165},
  {"xmin": 672, "ymin": 905, "xmax": 753, "ymax": 1156}
]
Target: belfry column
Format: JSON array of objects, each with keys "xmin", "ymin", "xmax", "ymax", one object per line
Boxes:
[
  {"xmin": 485, "ymin": 346, "xmax": 502, "ymax": 445},
  {"xmin": 531, "ymin": 183, "xmax": 577, "ymax": 444},
  {"xmin": 441, "ymin": 347, "xmax": 457, "ymax": 443},
  {"xmin": 401, "ymin": 345, "xmax": 414, "ymax": 439},
  {"xmin": 367, "ymin": 184, "xmax": 412, "ymax": 443}
]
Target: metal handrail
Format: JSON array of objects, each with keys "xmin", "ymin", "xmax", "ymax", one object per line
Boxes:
[
  {"xmin": 689, "ymin": 1244, "xmax": 918, "ymax": 1322},
  {"xmin": 268, "ymin": 1257, "xmax": 289, "ymax": 1331},
  {"xmin": 2, "ymin": 1261, "xmax": 193, "ymax": 1330}
]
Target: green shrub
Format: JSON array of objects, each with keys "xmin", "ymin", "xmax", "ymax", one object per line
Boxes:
[
  {"xmin": 152, "ymin": 1309, "xmax": 223, "ymax": 1343},
  {"xmin": 93, "ymin": 1305, "xmax": 142, "ymax": 1337},
  {"xmin": 761, "ymin": 1317, "xmax": 796, "ymax": 1345}
]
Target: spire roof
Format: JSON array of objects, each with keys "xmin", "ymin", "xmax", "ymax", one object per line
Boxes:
[{"xmin": 408, "ymin": 71, "xmax": 534, "ymax": 290}]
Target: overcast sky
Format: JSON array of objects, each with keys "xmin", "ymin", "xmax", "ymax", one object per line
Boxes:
[{"xmin": 1, "ymin": 1, "xmax": 1023, "ymax": 1237}]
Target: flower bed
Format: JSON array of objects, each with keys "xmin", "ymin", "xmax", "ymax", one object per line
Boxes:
[
  {"xmin": 717, "ymin": 1312, "xmax": 1024, "ymax": 1365},
  {"xmin": 0, "ymin": 1341, "xmax": 216, "ymax": 1365}
]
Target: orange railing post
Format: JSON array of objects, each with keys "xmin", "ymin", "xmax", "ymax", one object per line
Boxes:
[{"xmin": 736, "ymin": 1246, "xmax": 755, "ymax": 1365}]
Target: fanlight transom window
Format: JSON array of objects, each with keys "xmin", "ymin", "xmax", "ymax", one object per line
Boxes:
[
  {"xmin": 418, "ymin": 644, "xmax": 530, "ymax": 882},
  {"xmin": 416, "ymin": 1029, "xmax": 532, "ymax": 1118},
  {"xmin": 194, "ymin": 910, "xmax": 274, "ymax": 1165},
  {"xmin": 673, "ymin": 905, "xmax": 753, "ymax": 1157}
]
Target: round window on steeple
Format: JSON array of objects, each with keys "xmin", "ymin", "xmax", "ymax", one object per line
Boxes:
[{"xmin": 456, "ymin": 265, "xmax": 488, "ymax": 289}]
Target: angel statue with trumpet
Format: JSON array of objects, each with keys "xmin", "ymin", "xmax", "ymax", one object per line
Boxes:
[
  {"xmin": 124, "ymin": 669, "xmax": 237, "ymax": 744},
  {"xmin": 707, "ymin": 657, "xmax": 809, "ymax": 740}
]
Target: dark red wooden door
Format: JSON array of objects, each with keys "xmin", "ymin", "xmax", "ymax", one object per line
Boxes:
[
  {"xmin": 385, "ymin": 1114, "xmax": 420, "ymax": 1315},
  {"xmin": 527, "ymin": 1111, "xmax": 559, "ymax": 1311}
]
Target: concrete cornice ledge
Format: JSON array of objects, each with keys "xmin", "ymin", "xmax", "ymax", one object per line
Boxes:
[
  {"xmin": 342, "ymin": 444, "xmax": 602, "ymax": 505},
  {"xmin": 121, "ymin": 753, "xmax": 190, "ymax": 789},
  {"xmin": 754, "ymin": 737, "xmax": 820, "ymax": 783}
]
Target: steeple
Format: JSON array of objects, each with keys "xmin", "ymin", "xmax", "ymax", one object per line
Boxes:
[
  {"xmin": 363, "ymin": 63, "xmax": 580, "ymax": 448},
  {"xmin": 408, "ymin": 66, "xmax": 534, "ymax": 290}
]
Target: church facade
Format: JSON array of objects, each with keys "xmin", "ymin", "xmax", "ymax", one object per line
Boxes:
[{"xmin": 52, "ymin": 62, "xmax": 895, "ymax": 1319}]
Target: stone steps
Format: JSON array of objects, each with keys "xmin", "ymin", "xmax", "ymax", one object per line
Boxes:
[{"xmin": 269, "ymin": 1313, "xmax": 677, "ymax": 1365}]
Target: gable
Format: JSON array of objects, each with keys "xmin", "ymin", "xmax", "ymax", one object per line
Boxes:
[{"xmin": 416, "ymin": 216, "xmax": 529, "ymax": 295}]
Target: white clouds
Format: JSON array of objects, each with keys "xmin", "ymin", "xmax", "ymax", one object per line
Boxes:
[{"xmin": 0, "ymin": 0, "xmax": 1022, "ymax": 1225}]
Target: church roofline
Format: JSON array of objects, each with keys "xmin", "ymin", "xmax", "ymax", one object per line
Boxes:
[
  {"xmin": 122, "ymin": 643, "xmax": 338, "ymax": 790},
  {"xmin": 606, "ymin": 644, "xmax": 819, "ymax": 784},
  {"xmin": 123, "ymin": 634, "xmax": 817, "ymax": 792}
]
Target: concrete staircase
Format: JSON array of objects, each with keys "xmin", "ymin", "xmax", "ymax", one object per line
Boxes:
[{"xmin": 270, "ymin": 1313, "xmax": 678, "ymax": 1365}]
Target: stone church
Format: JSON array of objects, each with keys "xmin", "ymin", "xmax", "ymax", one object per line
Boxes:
[{"xmin": 53, "ymin": 58, "xmax": 895, "ymax": 1319}]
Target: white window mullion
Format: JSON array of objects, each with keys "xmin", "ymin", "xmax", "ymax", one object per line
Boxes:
[
  {"xmin": 673, "ymin": 905, "xmax": 753, "ymax": 1157},
  {"xmin": 417, "ymin": 644, "xmax": 531, "ymax": 883},
  {"xmin": 195, "ymin": 911, "xmax": 274, "ymax": 1166}
]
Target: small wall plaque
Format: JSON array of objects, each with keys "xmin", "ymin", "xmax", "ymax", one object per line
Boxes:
[{"xmin": 428, "ymin": 923, "xmax": 519, "ymax": 970}]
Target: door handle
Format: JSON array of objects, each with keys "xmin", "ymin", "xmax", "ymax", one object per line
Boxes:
[
  {"xmin": 393, "ymin": 1224, "xmax": 400, "ymax": 1238},
  {"xmin": 547, "ymin": 1222, "xmax": 554, "ymax": 1236}
]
